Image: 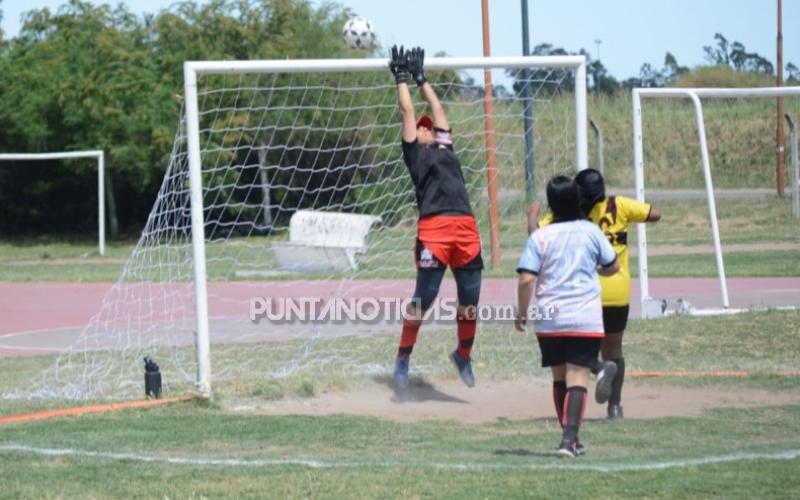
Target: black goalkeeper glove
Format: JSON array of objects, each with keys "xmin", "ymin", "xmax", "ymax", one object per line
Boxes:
[
  {"xmin": 389, "ymin": 45, "xmax": 411, "ymax": 84},
  {"xmin": 407, "ymin": 47, "xmax": 426, "ymax": 86}
]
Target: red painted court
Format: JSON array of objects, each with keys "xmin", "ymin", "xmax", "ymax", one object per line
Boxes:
[{"xmin": 1, "ymin": 277, "xmax": 798, "ymax": 357}]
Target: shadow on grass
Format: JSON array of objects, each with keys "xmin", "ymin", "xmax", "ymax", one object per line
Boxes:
[
  {"xmin": 493, "ymin": 448, "xmax": 556, "ymax": 458},
  {"xmin": 372, "ymin": 375, "xmax": 468, "ymax": 404}
]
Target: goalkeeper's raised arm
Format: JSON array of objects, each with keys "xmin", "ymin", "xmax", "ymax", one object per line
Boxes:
[
  {"xmin": 389, "ymin": 45, "xmax": 418, "ymax": 143},
  {"xmin": 407, "ymin": 47, "xmax": 449, "ymax": 131}
]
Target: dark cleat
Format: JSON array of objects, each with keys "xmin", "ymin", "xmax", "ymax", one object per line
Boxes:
[
  {"xmin": 595, "ymin": 360, "xmax": 618, "ymax": 404},
  {"xmin": 607, "ymin": 404, "xmax": 624, "ymax": 419},
  {"xmin": 449, "ymin": 350, "xmax": 475, "ymax": 387},
  {"xmin": 556, "ymin": 439, "xmax": 579, "ymax": 458},
  {"xmin": 393, "ymin": 356, "xmax": 409, "ymax": 389}
]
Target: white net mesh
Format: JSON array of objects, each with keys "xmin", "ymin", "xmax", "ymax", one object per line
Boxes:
[{"xmin": 9, "ymin": 61, "xmax": 582, "ymax": 401}]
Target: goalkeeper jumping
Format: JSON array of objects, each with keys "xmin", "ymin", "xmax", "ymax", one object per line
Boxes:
[{"xmin": 389, "ymin": 45, "xmax": 483, "ymax": 390}]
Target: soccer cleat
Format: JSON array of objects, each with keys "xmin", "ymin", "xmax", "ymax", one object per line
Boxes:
[
  {"xmin": 608, "ymin": 404, "xmax": 624, "ymax": 419},
  {"xmin": 393, "ymin": 356, "xmax": 410, "ymax": 389},
  {"xmin": 556, "ymin": 439, "xmax": 579, "ymax": 458},
  {"xmin": 575, "ymin": 439, "xmax": 586, "ymax": 456},
  {"xmin": 594, "ymin": 360, "xmax": 618, "ymax": 404},
  {"xmin": 449, "ymin": 350, "xmax": 475, "ymax": 387}
]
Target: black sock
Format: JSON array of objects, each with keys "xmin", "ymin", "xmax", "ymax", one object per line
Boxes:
[
  {"xmin": 562, "ymin": 386, "xmax": 587, "ymax": 443},
  {"xmin": 552, "ymin": 381, "xmax": 567, "ymax": 426},
  {"xmin": 589, "ymin": 358, "xmax": 602, "ymax": 375},
  {"xmin": 609, "ymin": 357, "xmax": 625, "ymax": 406}
]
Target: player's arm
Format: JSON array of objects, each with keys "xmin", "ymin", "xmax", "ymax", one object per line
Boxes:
[
  {"xmin": 390, "ymin": 45, "xmax": 416, "ymax": 143},
  {"xmin": 408, "ymin": 47, "xmax": 449, "ymax": 130},
  {"xmin": 419, "ymin": 82, "xmax": 449, "ymax": 130},
  {"xmin": 515, "ymin": 237, "xmax": 541, "ymax": 331},
  {"xmin": 397, "ymin": 83, "xmax": 417, "ymax": 143},
  {"xmin": 647, "ymin": 206, "xmax": 662, "ymax": 222},
  {"xmin": 622, "ymin": 196, "xmax": 661, "ymax": 224},
  {"xmin": 516, "ymin": 271, "xmax": 536, "ymax": 332},
  {"xmin": 594, "ymin": 225, "xmax": 620, "ymax": 276},
  {"xmin": 597, "ymin": 259, "xmax": 620, "ymax": 276},
  {"xmin": 526, "ymin": 202, "xmax": 541, "ymax": 235}
]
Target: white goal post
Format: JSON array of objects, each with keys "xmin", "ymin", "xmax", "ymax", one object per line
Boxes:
[
  {"xmin": 632, "ymin": 86, "xmax": 800, "ymax": 317},
  {"xmin": 183, "ymin": 55, "xmax": 589, "ymax": 396},
  {"xmin": 0, "ymin": 150, "xmax": 106, "ymax": 256}
]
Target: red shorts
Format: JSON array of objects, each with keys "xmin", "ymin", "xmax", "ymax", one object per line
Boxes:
[{"xmin": 415, "ymin": 215, "xmax": 483, "ymax": 270}]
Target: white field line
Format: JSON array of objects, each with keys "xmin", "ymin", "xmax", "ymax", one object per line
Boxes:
[{"xmin": 1, "ymin": 444, "xmax": 798, "ymax": 472}]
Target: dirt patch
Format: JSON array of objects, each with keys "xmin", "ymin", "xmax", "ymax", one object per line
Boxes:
[{"xmin": 227, "ymin": 378, "xmax": 800, "ymax": 423}]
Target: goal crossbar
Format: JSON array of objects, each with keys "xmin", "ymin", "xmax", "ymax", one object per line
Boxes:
[
  {"xmin": 0, "ymin": 150, "xmax": 106, "ymax": 256},
  {"xmin": 632, "ymin": 86, "xmax": 800, "ymax": 316},
  {"xmin": 183, "ymin": 55, "xmax": 588, "ymax": 396}
]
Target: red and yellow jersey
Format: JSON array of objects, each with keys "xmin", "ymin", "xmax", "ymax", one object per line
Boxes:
[{"xmin": 539, "ymin": 196, "xmax": 651, "ymax": 306}]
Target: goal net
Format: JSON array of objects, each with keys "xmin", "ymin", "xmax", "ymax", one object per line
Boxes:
[
  {"xmin": 10, "ymin": 56, "xmax": 588, "ymax": 401},
  {"xmin": 632, "ymin": 86, "xmax": 800, "ymax": 317}
]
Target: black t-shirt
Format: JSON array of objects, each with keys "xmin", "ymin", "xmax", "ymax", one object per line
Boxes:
[{"xmin": 401, "ymin": 128, "xmax": 473, "ymax": 218}]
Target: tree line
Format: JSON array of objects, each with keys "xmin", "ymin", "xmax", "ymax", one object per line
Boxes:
[
  {"xmin": 0, "ymin": 0, "xmax": 356, "ymax": 236},
  {"xmin": 507, "ymin": 33, "xmax": 798, "ymax": 96},
  {"xmin": 0, "ymin": 0, "xmax": 797, "ymax": 237}
]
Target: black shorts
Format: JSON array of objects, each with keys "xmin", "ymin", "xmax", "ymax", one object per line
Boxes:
[
  {"xmin": 602, "ymin": 305, "xmax": 630, "ymax": 334},
  {"xmin": 537, "ymin": 336, "xmax": 602, "ymax": 368}
]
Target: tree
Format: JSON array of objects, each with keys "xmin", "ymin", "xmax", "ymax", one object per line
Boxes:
[
  {"xmin": 703, "ymin": 33, "xmax": 731, "ymax": 66},
  {"xmin": 787, "ymin": 63, "xmax": 800, "ymax": 84},
  {"xmin": 0, "ymin": 0, "xmax": 363, "ymax": 236},
  {"xmin": 587, "ymin": 58, "xmax": 620, "ymax": 95},
  {"xmin": 0, "ymin": 0, "xmax": 5, "ymax": 43},
  {"xmin": 506, "ymin": 43, "xmax": 577, "ymax": 98},
  {"xmin": 703, "ymin": 32, "xmax": 774, "ymax": 76},
  {"xmin": 663, "ymin": 52, "xmax": 688, "ymax": 81}
]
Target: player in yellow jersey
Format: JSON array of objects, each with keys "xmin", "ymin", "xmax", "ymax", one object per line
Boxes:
[
  {"xmin": 532, "ymin": 168, "xmax": 661, "ymax": 418},
  {"xmin": 575, "ymin": 168, "xmax": 661, "ymax": 418}
]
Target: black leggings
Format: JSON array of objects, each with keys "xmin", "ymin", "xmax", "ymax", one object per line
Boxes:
[{"xmin": 412, "ymin": 267, "xmax": 482, "ymax": 311}]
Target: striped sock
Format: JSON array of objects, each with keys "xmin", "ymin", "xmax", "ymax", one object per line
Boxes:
[
  {"xmin": 562, "ymin": 386, "xmax": 588, "ymax": 443},
  {"xmin": 397, "ymin": 320, "xmax": 421, "ymax": 357},
  {"xmin": 552, "ymin": 381, "xmax": 568, "ymax": 426},
  {"xmin": 456, "ymin": 317, "xmax": 476, "ymax": 359}
]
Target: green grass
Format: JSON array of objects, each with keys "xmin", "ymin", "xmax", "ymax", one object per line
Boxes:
[
  {"xmin": 638, "ymin": 196, "xmax": 800, "ymax": 247},
  {"xmin": 1, "ymin": 312, "xmax": 799, "ymax": 497},
  {"xmin": 632, "ymin": 250, "xmax": 800, "ymax": 277},
  {"xmin": 0, "ymin": 402, "xmax": 799, "ymax": 497},
  {"xmin": 1, "ymin": 196, "xmax": 797, "ymax": 282},
  {"xmin": 0, "ymin": 239, "xmax": 134, "ymax": 282},
  {"xmin": 2, "ymin": 310, "xmax": 798, "ymax": 411}
]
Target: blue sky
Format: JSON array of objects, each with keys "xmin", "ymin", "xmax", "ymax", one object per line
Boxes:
[{"xmin": 2, "ymin": 0, "xmax": 797, "ymax": 82}]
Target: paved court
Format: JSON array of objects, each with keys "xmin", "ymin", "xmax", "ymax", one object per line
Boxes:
[{"xmin": 1, "ymin": 277, "xmax": 798, "ymax": 357}]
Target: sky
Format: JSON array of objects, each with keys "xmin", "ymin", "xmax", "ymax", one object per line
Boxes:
[{"xmin": 1, "ymin": 0, "xmax": 798, "ymax": 83}]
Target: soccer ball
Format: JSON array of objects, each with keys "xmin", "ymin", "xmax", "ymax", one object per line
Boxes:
[{"xmin": 342, "ymin": 17, "xmax": 375, "ymax": 50}]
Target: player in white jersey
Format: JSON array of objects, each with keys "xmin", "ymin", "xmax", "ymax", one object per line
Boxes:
[{"xmin": 515, "ymin": 175, "xmax": 620, "ymax": 458}]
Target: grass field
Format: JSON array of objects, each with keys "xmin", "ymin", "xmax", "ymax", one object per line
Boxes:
[
  {"xmin": 1, "ymin": 310, "xmax": 799, "ymax": 497},
  {"xmin": 3, "ymin": 63, "xmax": 799, "ymax": 499},
  {"xmin": 1, "ymin": 195, "xmax": 796, "ymax": 281},
  {"xmin": 1, "ymin": 406, "xmax": 799, "ymax": 498}
]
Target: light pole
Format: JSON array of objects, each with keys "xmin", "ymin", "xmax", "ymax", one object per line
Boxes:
[
  {"xmin": 521, "ymin": 0, "xmax": 535, "ymax": 207},
  {"xmin": 777, "ymin": 0, "xmax": 785, "ymax": 195},
  {"xmin": 594, "ymin": 39, "xmax": 602, "ymax": 61}
]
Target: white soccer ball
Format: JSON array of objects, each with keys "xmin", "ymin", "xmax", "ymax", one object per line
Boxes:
[{"xmin": 342, "ymin": 17, "xmax": 375, "ymax": 50}]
